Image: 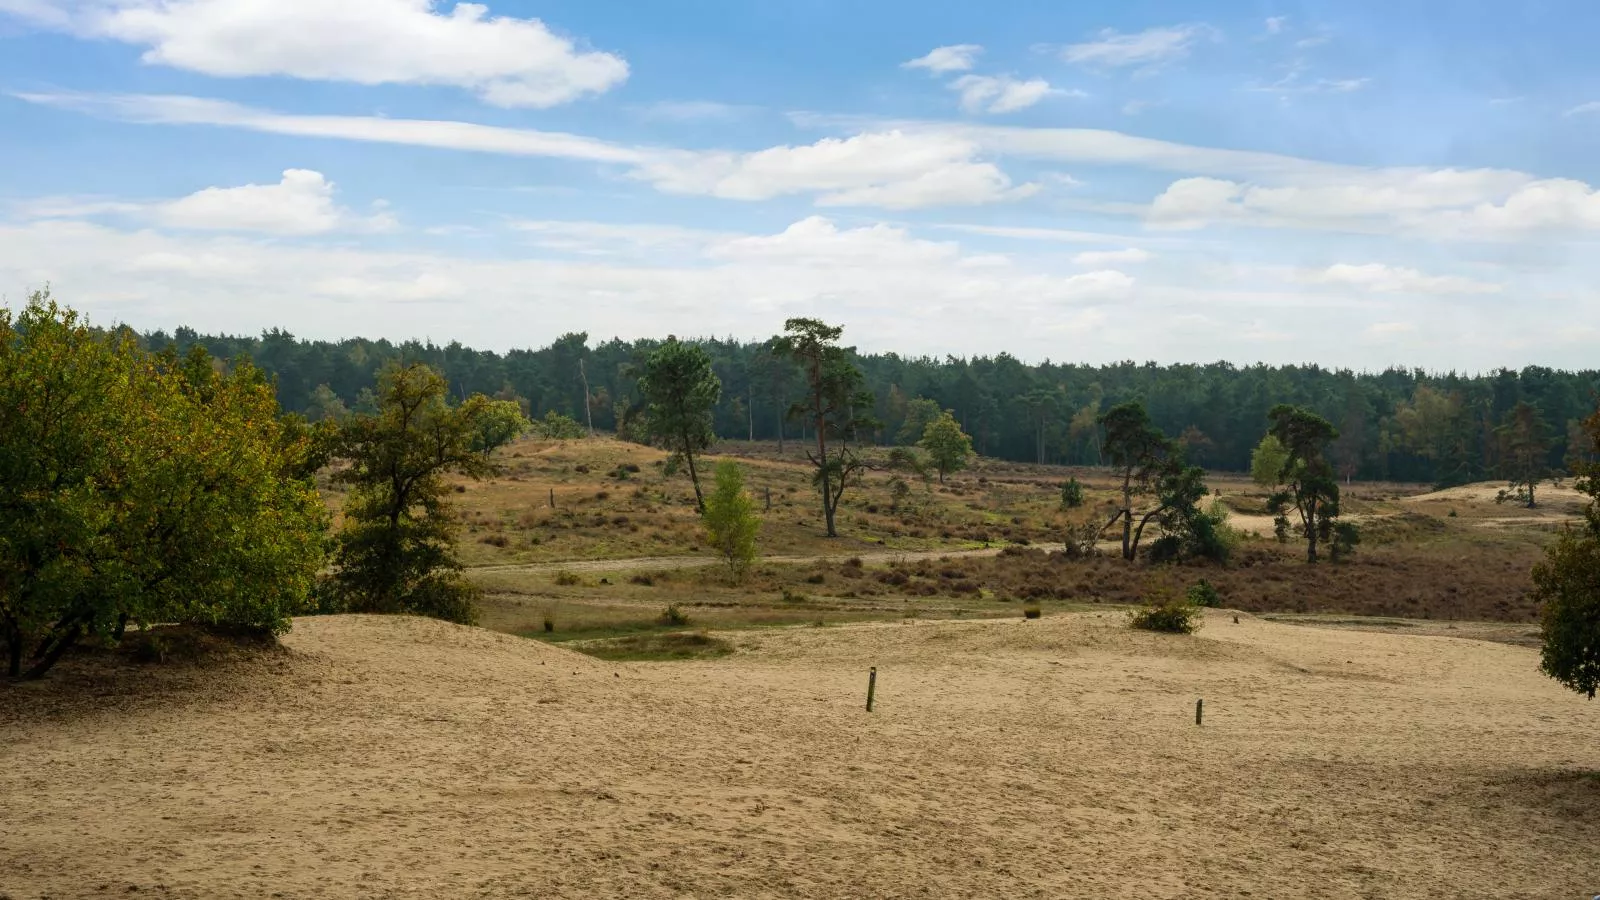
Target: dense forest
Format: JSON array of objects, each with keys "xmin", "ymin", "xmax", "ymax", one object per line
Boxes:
[{"xmin": 143, "ymin": 325, "xmax": 1600, "ymax": 487}]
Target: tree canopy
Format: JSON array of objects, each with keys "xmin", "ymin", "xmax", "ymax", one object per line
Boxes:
[
  {"xmin": 322, "ymin": 362, "xmax": 493, "ymax": 624},
  {"xmin": 919, "ymin": 410, "xmax": 974, "ymax": 484},
  {"xmin": 774, "ymin": 318, "xmax": 877, "ymax": 538},
  {"xmin": 1, "ymin": 294, "xmax": 326, "ymax": 678},
  {"xmin": 638, "ymin": 338, "xmax": 722, "ymax": 511},
  {"xmin": 1534, "ymin": 409, "xmax": 1600, "ymax": 698}
]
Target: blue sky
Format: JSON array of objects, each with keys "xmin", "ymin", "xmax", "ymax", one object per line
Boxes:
[{"xmin": 1, "ymin": 0, "xmax": 1598, "ymax": 369}]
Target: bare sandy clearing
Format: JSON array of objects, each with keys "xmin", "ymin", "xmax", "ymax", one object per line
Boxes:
[{"xmin": 3, "ymin": 613, "xmax": 1597, "ymax": 899}]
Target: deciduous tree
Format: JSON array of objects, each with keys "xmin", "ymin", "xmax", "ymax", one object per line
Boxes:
[
  {"xmin": 324, "ymin": 363, "xmax": 492, "ymax": 624},
  {"xmin": 1534, "ymin": 408, "xmax": 1600, "ymax": 698},
  {"xmin": 701, "ymin": 461, "xmax": 761, "ymax": 580},
  {"xmin": 919, "ymin": 410, "xmax": 973, "ymax": 484}
]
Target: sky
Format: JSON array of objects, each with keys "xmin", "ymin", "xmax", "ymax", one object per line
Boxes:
[{"xmin": 1, "ymin": 0, "xmax": 1598, "ymax": 370}]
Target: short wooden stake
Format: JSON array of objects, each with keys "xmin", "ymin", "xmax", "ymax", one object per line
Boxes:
[
  {"xmin": 866, "ymin": 667, "xmax": 877, "ymax": 712},
  {"xmin": 549, "ymin": 488, "xmax": 555, "ymax": 508},
  {"xmin": 1195, "ymin": 698, "xmax": 1204, "ymax": 726}
]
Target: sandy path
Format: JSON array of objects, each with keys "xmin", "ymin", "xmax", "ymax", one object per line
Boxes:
[
  {"xmin": 3, "ymin": 613, "xmax": 1598, "ymax": 898},
  {"xmin": 468, "ymin": 546, "xmax": 1006, "ymax": 575}
]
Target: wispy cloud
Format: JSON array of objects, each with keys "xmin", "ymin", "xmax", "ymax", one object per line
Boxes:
[
  {"xmin": 1061, "ymin": 24, "xmax": 1216, "ymax": 70},
  {"xmin": 903, "ymin": 44, "xmax": 983, "ymax": 74},
  {"xmin": 1564, "ymin": 101, "xmax": 1600, "ymax": 117},
  {"xmin": 949, "ymin": 75, "xmax": 1078, "ymax": 114}
]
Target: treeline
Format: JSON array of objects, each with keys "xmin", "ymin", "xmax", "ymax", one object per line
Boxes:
[{"xmin": 143, "ymin": 325, "xmax": 1600, "ymax": 486}]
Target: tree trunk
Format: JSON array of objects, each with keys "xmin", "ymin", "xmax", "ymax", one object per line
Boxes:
[
  {"xmin": 1305, "ymin": 497, "xmax": 1319, "ymax": 563},
  {"xmin": 578, "ymin": 359, "xmax": 593, "ymax": 437},
  {"xmin": 1120, "ymin": 473, "xmax": 1134, "ymax": 560},
  {"xmin": 748, "ymin": 384, "xmax": 754, "ymax": 442},
  {"xmin": 22, "ymin": 623, "xmax": 81, "ymax": 680},
  {"xmin": 684, "ymin": 437, "xmax": 705, "ymax": 512},
  {"xmin": 5, "ymin": 628, "xmax": 20, "ymax": 679}
]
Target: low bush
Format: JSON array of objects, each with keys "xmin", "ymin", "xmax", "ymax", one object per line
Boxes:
[
  {"xmin": 1186, "ymin": 579, "xmax": 1223, "ymax": 608},
  {"xmin": 1023, "ymin": 604, "xmax": 1042, "ymax": 620},
  {"xmin": 658, "ymin": 603, "xmax": 691, "ymax": 627},
  {"xmin": 553, "ymin": 570, "xmax": 582, "ymax": 586},
  {"xmin": 1130, "ymin": 598, "xmax": 1202, "ymax": 634}
]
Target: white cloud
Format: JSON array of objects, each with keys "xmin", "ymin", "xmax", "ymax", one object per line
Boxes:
[
  {"xmin": 1061, "ymin": 25, "xmax": 1215, "ymax": 70},
  {"xmin": 903, "ymin": 44, "xmax": 983, "ymax": 74},
  {"xmin": 9, "ymin": 0, "xmax": 627, "ymax": 108},
  {"xmin": 1264, "ymin": 16, "xmax": 1287, "ymax": 35},
  {"xmin": 15, "ymin": 91, "xmax": 648, "ymax": 162},
  {"xmin": 949, "ymin": 75, "xmax": 1073, "ymax": 114},
  {"xmin": 1564, "ymin": 101, "xmax": 1600, "ymax": 117},
  {"xmin": 510, "ymin": 219, "xmax": 734, "ymax": 256},
  {"xmin": 153, "ymin": 169, "xmax": 392, "ymax": 235},
  {"xmin": 1365, "ymin": 321, "xmax": 1416, "ymax": 338},
  {"xmin": 935, "ymin": 223, "xmax": 1150, "ymax": 244},
  {"xmin": 1073, "ymin": 247, "xmax": 1152, "ymax": 266},
  {"xmin": 638, "ymin": 100, "xmax": 748, "ymax": 121},
  {"xmin": 1308, "ymin": 263, "xmax": 1502, "ymax": 295},
  {"xmin": 12, "ymin": 169, "xmax": 391, "ymax": 235},
  {"xmin": 708, "ymin": 217, "xmax": 963, "ymax": 267},
  {"xmin": 634, "ymin": 130, "xmax": 1039, "ymax": 209},
  {"xmin": 1144, "ymin": 170, "xmax": 1600, "ymax": 237}
]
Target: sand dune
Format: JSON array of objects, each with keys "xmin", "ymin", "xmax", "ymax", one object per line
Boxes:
[{"xmin": 3, "ymin": 613, "xmax": 1598, "ymax": 898}]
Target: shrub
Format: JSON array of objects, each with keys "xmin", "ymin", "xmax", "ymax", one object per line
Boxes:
[
  {"xmin": 805, "ymin": 573, "xmax": 826, "ymax": 584},
  {"xmin": 1060, "ymin": 478, "xmax": 1086, "ymax": 508},
  {"xmin": 1186, "ymin": 579, "xmax": 1223, "ymax": 608},
  {"xmin": 701, "ymin": 461, "xmax": 761, "ymax": 580},
  {"xmin": 1023, "ymin": 604, "xmax": 1042, "ymax": 619},
  {"xmin": 1130, "ymin": 597, "xmax": 1202, "ymax": 634},
  {"xmin": 658, "ymin": 603, "xmax": 691, "ymax": 627},
  {"xmin": 553, "ymin": 570, "xmax": 581, "ymax": 586},
  {"xmin": 629, "ymin": 574, "xmax": 655, "ymax": 587}
]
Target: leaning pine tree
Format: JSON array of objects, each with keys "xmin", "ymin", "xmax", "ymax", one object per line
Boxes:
[
  {"xmin": 324, "ymin": 362, "xmax": 494, "ymax": 624},
  {"xmin": 701, "ymin": 461, "xmax": 761, "ymax": 580}
]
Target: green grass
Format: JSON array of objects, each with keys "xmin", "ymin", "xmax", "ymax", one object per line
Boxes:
[{"xmin": 563, "ymin": 631, "xmax": 734, "ymax": 661}]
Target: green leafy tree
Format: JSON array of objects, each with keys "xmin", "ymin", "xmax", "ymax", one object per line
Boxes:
[
  {"xmin": 1250, "ymin": 434, "xmax": 1289, "ymax": 488},
  {"xmin": 701, "ymin": 461, "xmax": 761, "ymax": 580},
  {"xmin": 1266, "ymin": 405, "xmax": 1345, "ymax": 563},
  {"xmin": 533, "ymin": 410, "xmax": 586, "ymax": 439},
  {"xmin": 324, "ymin": 363, "xmax": 493, "ymax": 624},
  {"xmin": 895, "ymin": 397, "xmax": 941, "ymax": 446},
  {"xmin": 639, "ymin": 338, "xmax": 722, "ymax": 511},
  {"xmin": 0, "ymin": 294, "xmax": 326, "ymax": 679},
  {"xmin": 470, "ymin": 398, "xmax": 530, "ymax": 459},
  {"xmin": 1060, "ymin": 478, "xmax": 1085, "ymax": 509},
  {"xmin": 773, "ymin": 318, "xmax": 877, "ymax": 538},
  {"xmin": 919, "ymin": 410, "xmax": 973, "ymax": 484},
  {"xmin": 305, "ymin": 383, "xmax": 350, "ymax": 423},
  {"xmin": 1533, "ymin": 408, "xmax": 1600, "ymax": 698}
]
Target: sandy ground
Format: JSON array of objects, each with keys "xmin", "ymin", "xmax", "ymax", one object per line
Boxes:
[{"xmin": 3, "ymin": 613, "xmax": 1598, "ymax": 899}]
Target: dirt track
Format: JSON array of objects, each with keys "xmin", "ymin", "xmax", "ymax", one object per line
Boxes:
[
  {"xmin": 468, "ymin": 546, "xmax": 1006, "ymax": 575},
  {"xmin": 3, "ymin": 613, "xmax": 1598, "ymax": 898}
]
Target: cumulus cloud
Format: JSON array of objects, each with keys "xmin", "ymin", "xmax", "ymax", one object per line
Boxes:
[
  {"xmin": 949, "ymin": 75, "xmax": 1072, "ymax": 114},
  {"xmin": 1072, "ymin": 247, "xmax": 1152, "ymax": 266},
  {"xmin": 1307, "ymin": 263, "xmax": 1502, "ymax": 295},
  {"xmin": 1061, "ymin": 24, "xmax": 1215, "ymax": 70},
  {"xmin": 4, "ymin": 0, "xmax": 627, "ymax": 107},
  {"xmin": 13, "ymin": 169, "xmax": 391, "ymax": 235},
  {"xmin": 903, "ymin": 44, "xmax": 983, "ymax": 74},
  {"xmin": 153, "ymin": 169, "xmax": 393, "ymax": 235}
]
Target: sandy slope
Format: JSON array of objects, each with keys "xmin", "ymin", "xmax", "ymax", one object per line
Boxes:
[{"xmin": 3, "ymin": 613, "xmax": 1598, "ymax": 899}]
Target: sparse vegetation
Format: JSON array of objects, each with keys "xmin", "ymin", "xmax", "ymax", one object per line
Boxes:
[
  {"xmin": 701, "ymin": 460, "xmax": 761, "ymax": 580},
  {"xmin": 1130, "ymin": 595, "xmax": 1202, "ymax": 634}
]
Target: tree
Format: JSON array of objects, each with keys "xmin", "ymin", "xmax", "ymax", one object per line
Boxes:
[
  {"xmin": 1495, "ymin": 401, "xmax": 1552, "ymax": 508},
  {"xmin": 324, "ymin": 363, "xmax": 493, "ymax": 624},
  {"xmin": 1, "ymin": 294, "xmax": 326, "ymax": 679},
  {"xmin": 1099, "ymin": 401, "xmax": 1178, "ymax": 560},
  {"xmin": 919, "ymin": 410, "xmax": 973, "ymax": 484},
  {"xmin": 896, "ymin": 397, "xmax": 941, "ymax": 446},
  {"xmin": 305, "ymin": 383, "xmax": 349, "ymax": 423},
  {"xmin": 1266, "ymin": 405, "xmax": 1344, "ymax": 563},
  {"xmin": 1533, "ymin": 408, "xmax": 1600, "ymax": 698},
  {"xmin": 773, "ymin": 318, "xmax": 877, "ymax": 538},
  {"xmin": 1250, "ymin": 434, "xmax": 1289, "ymax": 488},
  {"xmin": 470, "ymin": 399, "xmax": 530, "ymax": 459},
  {"xmin": 639, "ymin": 338, "xmax": 722, "ymax": 511},
  {"xmin": 701, "ymin": 461, "xmax": 761, "ymax": 580}
]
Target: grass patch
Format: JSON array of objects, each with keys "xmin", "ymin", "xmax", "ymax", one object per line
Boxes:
[{"xmin": 570, "ymin": 631, "xmax": 734, "ymax": 662}]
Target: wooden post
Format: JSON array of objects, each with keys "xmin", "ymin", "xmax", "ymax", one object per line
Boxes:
[
  {"xmin": 765, "ymin": 486, "xmax": 772, "ymax": 511},
  {"xmin": 866, "ymin": 667, "xmax": 877, "ymax": 712},
  {"xmin": 1195, "ymin": 698, "xmax": 1204, "ymax": 726},
  {"xmin": 549, "ymin": 488, "xmax": 555, "ymax": 508}
]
